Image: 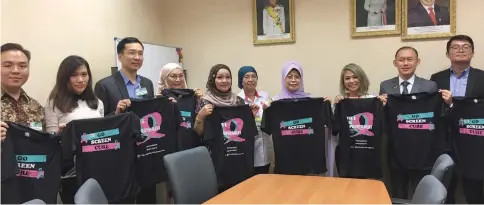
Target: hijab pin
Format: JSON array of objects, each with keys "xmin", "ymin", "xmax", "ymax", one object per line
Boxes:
[
  {"xmin": 474, "ymin": 99, "xmax": 478, "ymax": 103},
  {"xmin": 411, "ymin": 95, "xmax": 416, "ymax": 100}
]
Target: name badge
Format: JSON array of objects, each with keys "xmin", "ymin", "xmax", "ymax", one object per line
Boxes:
[
  {"xmin": 29, "ymin": 122, "xmax": 43, "ymax": 131},
  {"xmin": 135, "ymin": 87, "xmax": 148, "ymax": 97}
]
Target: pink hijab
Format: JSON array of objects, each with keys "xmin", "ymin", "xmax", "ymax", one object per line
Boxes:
[
  {"xmin": 273, "ymin": 61, "xmax": 310, "ymax": 100},
  {"xmin": 156, "ymin": 63, "xmax": 187, "ymax": 96}
]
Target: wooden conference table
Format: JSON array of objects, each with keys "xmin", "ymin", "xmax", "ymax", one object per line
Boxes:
[{"xmin": 204, "ymin": 174, "xmax": 391, "ymax": 204}]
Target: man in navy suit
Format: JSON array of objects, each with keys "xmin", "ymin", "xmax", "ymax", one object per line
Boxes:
[{"xmin": 407, "ymin": 0, "xmax": 450, "ymax": 27}]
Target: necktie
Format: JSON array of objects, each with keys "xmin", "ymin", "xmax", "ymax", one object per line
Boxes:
[
  {"xmin": 428, "ymin": 8, "xmax": 437, "ymax": 25},
  {"xmin": 401, "ymin": 81, "xmax": 410, "ymax": 94}
]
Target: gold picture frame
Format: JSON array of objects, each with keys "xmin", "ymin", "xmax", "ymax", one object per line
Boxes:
[
  {"xmin": 351, "ymin": 0, "xmax": 402, "ymax": 37},
  {"xmin": 252, "ymin": 0, "xmax": 295, "ymax": 45},
  {"xmin": 402, "ymin": 0, "xmax": 456, "ymax": 40}
]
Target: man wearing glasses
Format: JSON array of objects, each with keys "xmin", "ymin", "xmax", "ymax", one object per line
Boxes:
[
  {"xmin": 431, "ymin": 35, "xmax": 484, "ymax": 99},
  {"xmin": 94, "ymin": 37, "xmax": 155, "ymax": 203},
  {"xmin": 430, "ymin": 35, "xmax": 484, "ymax": 204}
]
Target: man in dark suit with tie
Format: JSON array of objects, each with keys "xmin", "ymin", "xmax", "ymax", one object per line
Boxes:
[
  {"xmin": 379, "ymin": 46, "xmax": 444, "ymax": 199},
  {"xmin": 430, "ymin": 35, "xmax": 484, "ymax": 204},
  {"xmin": 94, "ymin": 37, "xmax": 155, "ymax": 204},
  {"xmin": 407, "ymin": 0, "xmax": 450, "ymax": 27},
  {"xmin": 379, "ymin": 46, "xmax": 438, "ymax": 96}
]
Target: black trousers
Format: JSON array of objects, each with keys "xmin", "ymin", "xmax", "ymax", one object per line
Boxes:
[
  {"xmin": 462, "ymin": 178, "xmax": 484, "ymax": 204},
  {"xmin": 390, "ymin": 168, "xmax": 429, "ymax": 199},
  {"xmin": 254, "ymin": 164, "xmax": 271, "ymax": 175},
  {"xmin": 136, "ymin": 185, "xmax": 157, "ymax": 204}
]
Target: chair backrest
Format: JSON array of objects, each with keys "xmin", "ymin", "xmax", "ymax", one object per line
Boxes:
[
  {"xmin": 163, "ymin": 146, "xmax": 218, "ymax": 204},
  {"xmin": 431, "ymin": 154, "xmax": 455, "ymax": 188},
  {"xmin": 22, "ymin": 199, "xmax": 45, "ymax": 204},
  {"xmin": 411, "ymin": 175, "xmax": 447, "ymax": 204},
  {"xmin": 74, "ymin": 178, "xmax": 108, "ymax": 204}
]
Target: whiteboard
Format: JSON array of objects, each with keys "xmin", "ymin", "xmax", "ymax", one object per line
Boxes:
[{"xmin": 114, "ymin": 37, "xmax": 183, "ymax": 96}]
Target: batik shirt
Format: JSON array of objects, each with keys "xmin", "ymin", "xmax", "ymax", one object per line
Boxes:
[{"xmin": 1, "ymin": 89, "xmax": 44, "ymax": 131}]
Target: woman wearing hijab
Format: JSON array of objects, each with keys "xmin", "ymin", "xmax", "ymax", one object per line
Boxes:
[
  {"xmin": 194, "ymin": 64, "xmax": 258, "ymax": 136},
  {"xmin": 237, "ymin": 66, "xmax": 272, "ymax": 174},
  {"xmin": 156, "ymin": 63, "xmax": 203, "ymax": 98},
  {"xmin": 273, "ymin": 61, "xmax": 310, "ymax": 100},
  {"xmin": 273, "ymin": 61, "xmax": 330, "ymax": 101},
  {"xmin": 154, "ymin": 63, "xmax": 203, "ymax": 203}
]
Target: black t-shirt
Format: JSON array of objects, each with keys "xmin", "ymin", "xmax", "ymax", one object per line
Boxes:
[
  {"xmin": 162, "ymin": 88, "xmax": 200, "ymax": 150},
  {"xmin": 385, "ymin": 92, "xmax": 446, "ymax": 170},
  {"xmin": 333, "ymin": 98, "xmax": 383, "ymax": 179},
  {"xmin": 203, "ymin": 105, "xmax": 256, "ymax": 188},
  {"xmin": 61, "ymin": 112, "xmax": 140, "ymax": 202},
  {"xmin": 1, "ymin": 122, "xmax": 61, "ymax": 204},
  {"xmin": 128, "ymin": 97, "xmax": 181, "ymax": 186},
  {"xmin": 261, "ymin": 98, "xmax": 332, "ymax": 175},
  {"xmin": 450, "ymin": 97, "xmax": 484, "ymax": 179}
]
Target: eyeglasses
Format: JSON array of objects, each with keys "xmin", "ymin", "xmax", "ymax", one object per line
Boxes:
[{"xmin": 450, "ymin": 44, "xmax": 472, "ymax": 52}]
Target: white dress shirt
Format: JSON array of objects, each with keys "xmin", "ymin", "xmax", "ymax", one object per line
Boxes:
[
  {"xmin": 421, "ymin": 3, "xmax": 435, "ymax": 14},
  {"xmin": 238, "ymin": 90, "xmax": 272, "ymax": 167},
  {"xmin": 399, "ymin": 75, "xmax": 415, "ymax": 94}
]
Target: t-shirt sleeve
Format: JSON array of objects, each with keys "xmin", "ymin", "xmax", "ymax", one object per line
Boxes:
[
  {"xmin": 130, "ymin": 113, "xmax": 142, "ymax": 141},
  {"xmin": 1, "ymin": 135, "xmax": 17, "ymax": 182},
  {"xmin": 173, "ymin": 103, "xmax": 182, "ymax": 132},
  {"xmin": 60, "ymin": 122, "xmax": 76, "ymax": 175},
  {"xmin": 374, "ymin": 98, "xmax": 384, "ymax": 136},
  {"xmin": 261, "ymin": 106, "xmax": 272, "ymax": 135},
  {"xmin": 322, "ymin": 100, "xmax": 333, "ymax": 129},
  {"xmin": 202, "ymin": 114, "xmax": 215, "ymax": 143}
]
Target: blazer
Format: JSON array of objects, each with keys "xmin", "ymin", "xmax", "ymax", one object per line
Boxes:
[
  {"xmin": 430, "ymin": 67, "xmax": 484, "ymax": 98},
  {"xmin": 379, "ymin": 76, "xmax": 438, "ymax": 95},
  {"xmin": 407, "ymin": 3, "xmax": 450, "ymax": 27},
  {"xmin": 94, "ymin": 71, "xmax": 154, "ymax": 115}
]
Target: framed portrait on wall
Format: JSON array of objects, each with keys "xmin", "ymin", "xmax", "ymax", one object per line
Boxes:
[
  {"xmin": 252, "ymin": 0, "xmax": 295, "ymax": 45},
  {"xmin": 351, "ymin": 0, "xmax": 402, "ymax": 37},
  {"xmin": 402, "ymin": 0, "xmax": 456, "ymax": 40}
]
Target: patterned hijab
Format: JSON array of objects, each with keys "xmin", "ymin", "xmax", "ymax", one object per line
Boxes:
[
  {"xmin": 156, "ymin": 63, "xmax": 187, "ymax": 96},
  {"xmin": 273, "ymin": 61, "xmax": 310, "ymax": 100},
  {"xmin": 202, "ymin": 64, "xmax": 239, "ymax": 106}
]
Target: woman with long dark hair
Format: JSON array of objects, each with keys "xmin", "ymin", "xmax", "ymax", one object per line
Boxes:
[{"xmin": 44, "ymin": 55, "xmax": 103, "ymax": 203}]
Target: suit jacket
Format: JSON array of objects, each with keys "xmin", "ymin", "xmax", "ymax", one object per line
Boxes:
[
  {"xmin": 379, "ymin": 76, "xmax": 438, "ymax": 95},
  {"xmin": 430, "ymin": 67, "xmax": 484, "ymax": 98},
  {"xmin": 94, "ymin": 71, "xmax": 154, "ymax": 115},
  {"xmin": 407, "ymin": 3, "xmax": 450, "ymax": 27}
]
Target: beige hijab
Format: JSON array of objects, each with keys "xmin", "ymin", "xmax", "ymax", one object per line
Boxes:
[
  {"xmin": 156, "ymin": 63, "xmax": 187, "ymax": 96},
  {"xmin": 201, "ymin": 64, "xmax": 239, "ymax": 106}
]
